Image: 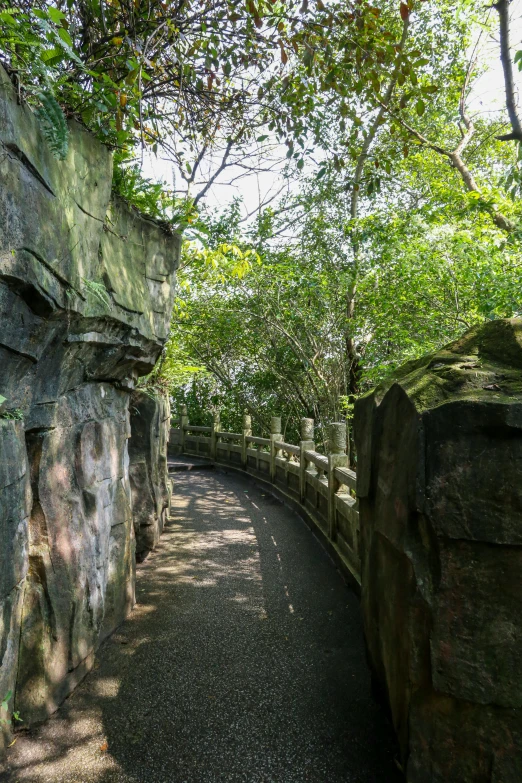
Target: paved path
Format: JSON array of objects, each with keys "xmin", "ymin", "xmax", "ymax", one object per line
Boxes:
[{"xmin": 2, "ymin": 470, "xmax": 401, "ymax": 783}]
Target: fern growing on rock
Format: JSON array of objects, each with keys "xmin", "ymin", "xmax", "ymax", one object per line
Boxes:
[{"xmin": 35, "ymin": 91, "xmax": 69, "ymax": 160}]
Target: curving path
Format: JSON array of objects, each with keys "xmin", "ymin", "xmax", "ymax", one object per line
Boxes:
[{"xmin": 2, "ymin": 467, "xmax": 401, "ymax": 783}]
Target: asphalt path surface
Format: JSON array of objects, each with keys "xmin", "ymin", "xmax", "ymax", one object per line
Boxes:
[{"xmin": 2, "ymin": 468, "xmax": 401, "ymax": 783}]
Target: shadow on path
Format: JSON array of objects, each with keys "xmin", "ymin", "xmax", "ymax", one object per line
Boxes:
[{"xmin": 2, "ymin": 470, "xmax": 402, "ymax": 783}]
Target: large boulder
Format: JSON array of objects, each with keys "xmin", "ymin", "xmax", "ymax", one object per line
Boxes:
[
  {"xmin": 0, "ymin": 64, "xmax": 180, "ymax": 749},
  {"xmin": 354, "ymin": 319, "xmax": 522, "ymax": 781}
]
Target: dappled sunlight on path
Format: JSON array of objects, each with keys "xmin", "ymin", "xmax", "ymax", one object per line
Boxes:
[{"xmin": 2, "ymin": 470, "xmax": 401, "ymax": 783}]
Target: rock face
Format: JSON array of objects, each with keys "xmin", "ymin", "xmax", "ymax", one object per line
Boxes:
[
  {"xmin": 129, "ymin": 391, "xmax": 171, "ymax": 560},
  {"xmin": 354, "ymin": 319, "xmax": 522, "ymax": 781},
  {"xmin": 0, "ymin": 65, "xmax": 179, "ymax": 752}
]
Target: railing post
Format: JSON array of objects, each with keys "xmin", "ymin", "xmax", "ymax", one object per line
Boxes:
[
  {"xmin": 328, "ymin": 421, "xmax": 349, "ymax": 541},
  {"xmin": 269, "ymin": 416, "xmax": 282, "ymax": 483},
  {"xmin": 346, "ymin": 414, "xmax": 352, "ymax": 466},
  {"xmin": 241, "ymin": 410, "xmax": 251, "ymax": 468},
  {"xmin": 180, "ymin": 404, "xmax": 188, "ymax": 454},
  {"xmin": 210, "ymin": 409, "xmax": 221, "ymax": 462},
  {"xmin": 299, "ymin": 418, "xmax": 315, "ymax": 503}
]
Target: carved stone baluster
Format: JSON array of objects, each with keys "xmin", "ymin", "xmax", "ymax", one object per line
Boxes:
[
  {"xmin": 180, "ymin": 404, "xmax": 188, "ymax": 454},
  {"xmin": 241, "ymin": 410, "xmax": 251, "ymax": 468},
  {"xmin": 299, "ymin": 417, "xmax": 315, "ymax": 502},
  {"xmin": 327, "ymin": 421, "xmax": 349, "ymax": 541},
  {"xmin": 270, "ymin": 416, "xmax": 282, "ymax": 482}
]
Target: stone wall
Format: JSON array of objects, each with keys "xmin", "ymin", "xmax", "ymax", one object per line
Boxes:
[
  {"xmin": 354, "ymin": 319, "xmax": 522, "ymax": 781},
  {"xmin": 0, "ymin": 65, "xmax": 179, "ymax": 752}
]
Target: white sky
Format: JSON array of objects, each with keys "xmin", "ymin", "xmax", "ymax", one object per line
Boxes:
[{"xmin": 142, "ymin": 2, "xmax": 522, "ymax": 219}]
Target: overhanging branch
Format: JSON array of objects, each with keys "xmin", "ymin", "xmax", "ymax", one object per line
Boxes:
[{"xmin": 494, "ymin": 0, "xmax": 522, "ymax": 142}]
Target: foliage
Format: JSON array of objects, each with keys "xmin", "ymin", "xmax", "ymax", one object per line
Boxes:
[
  {"xmin": 0, "ymin": 0, "xmax": 304, "ymax": 161},
  {"xmin": 0, "ymin": 1, "xmax": 491, "ymax": 188},
  {"xmin": 0, "ymin": 691, "xmax": 22, "ymax": 726},
  {"xmin": 0, "ymin": 408, "xmax": 24, "ymax": 421},
  {"xmin": 34, "ymin": 89, "xmax": 69, "ymax": 159},
  {"xmin": 111, "ymin": 153, "xmax": 201, "ymax": 230},
  {"xmin": 262, "ymin": 1, "xmax": 476, "ymax": 166},
  {"xmin": 504, "ymin": 141, "xmax": 522, "ymax": 198},
  {"xmin": 162, "ymin": 125, "xmax": 522, "ymax": 443},
  {"xmin": 135, "ymin": 375, "xmax": 171, "ymax": 402},
  {"xmin": 82, "ymin": 278, "xmax": 111, "ymax": 310}
]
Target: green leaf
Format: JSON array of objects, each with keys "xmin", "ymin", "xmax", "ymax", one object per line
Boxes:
[
  {"xmin": 47, "ymin": 6, "xmax": 66, "ymax": 23},
  {"xmin": 57, "ymin": 27, "xmax": 73, "ymax": 47},
  {"xmin": 41, "ymin": 47, "xmax": 64, "ymax": 65},
  {"xmin": 0, "ymin": 12, "xmax": 17, "ymax": 25},
  {"xmin": 415, "ymin": 99, "xmax": 425, "ymax": 116}
]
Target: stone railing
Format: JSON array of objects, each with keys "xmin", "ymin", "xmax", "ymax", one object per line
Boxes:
[{"xmin": 170, "ymin": 408, "xmax": 360, "ymax": 586}]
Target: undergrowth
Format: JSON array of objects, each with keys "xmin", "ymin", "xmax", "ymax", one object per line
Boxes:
[
  {"xmin": 0, "ymin": 691, "xmax": 22, "ymax": 726},
  {"xmin": 112, "ymin": 152, "xmax": 198, "ymax": 232}
]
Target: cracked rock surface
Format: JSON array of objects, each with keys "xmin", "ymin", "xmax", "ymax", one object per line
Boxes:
[{"xmin": 0, "ymin": 63, "xmax": 179, "ymax": 753}]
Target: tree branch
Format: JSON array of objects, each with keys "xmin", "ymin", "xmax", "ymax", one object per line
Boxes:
[
  {"xmin": 350, "ymin": 15, "xmax": 410, "ymax": 221},
  {"xmin": 494, "ymin": 0, "xmax": 522, "ymax": 141},
  {"xmin": 192, "ymin": 138, "xmax": 234, "ymax": 206},
  {"xmin": 380, "ymin": 101, "xmax": 514, "ymax": 231}
]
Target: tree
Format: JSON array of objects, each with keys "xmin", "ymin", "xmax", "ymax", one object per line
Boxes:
[
  {"xmin": 0, "ymin": 0, "xmax": 307, "ymax": 203},
  {"xmin": 164, "ymin": 112, "xmax": 521, "ymax": 451}
]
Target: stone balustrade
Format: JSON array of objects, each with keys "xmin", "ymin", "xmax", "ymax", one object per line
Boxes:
[{"xmin": 170, "ymin": 411, "xmax": 360, "ymax": 587}]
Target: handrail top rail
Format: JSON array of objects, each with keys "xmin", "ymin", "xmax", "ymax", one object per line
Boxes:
[
  {"xmin": 217, "ymin": 431, "xmax": 242, "ymax": 440},
  {"xmin": 334, "ymin": 466, "xmax": 357, "ymax": 483},
  {"xmin": 246, "ymin": 435, "xmax": 270, "ymax": 446},
  {"xmin": 304, "ymin": 449, "xmax": 328, "ymax": 469},
  {"xmin": 274, "ymin": 440, "xmax": 300, "ymax": 455},
  {"xmin": 183, "ymin": 424, "xmax": 211, "ymax": 433}
]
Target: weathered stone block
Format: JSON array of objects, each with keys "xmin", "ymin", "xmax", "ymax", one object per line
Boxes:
[{"xmin": 355, "ymin": 318, "xmax": 522, "ymax": 781}]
